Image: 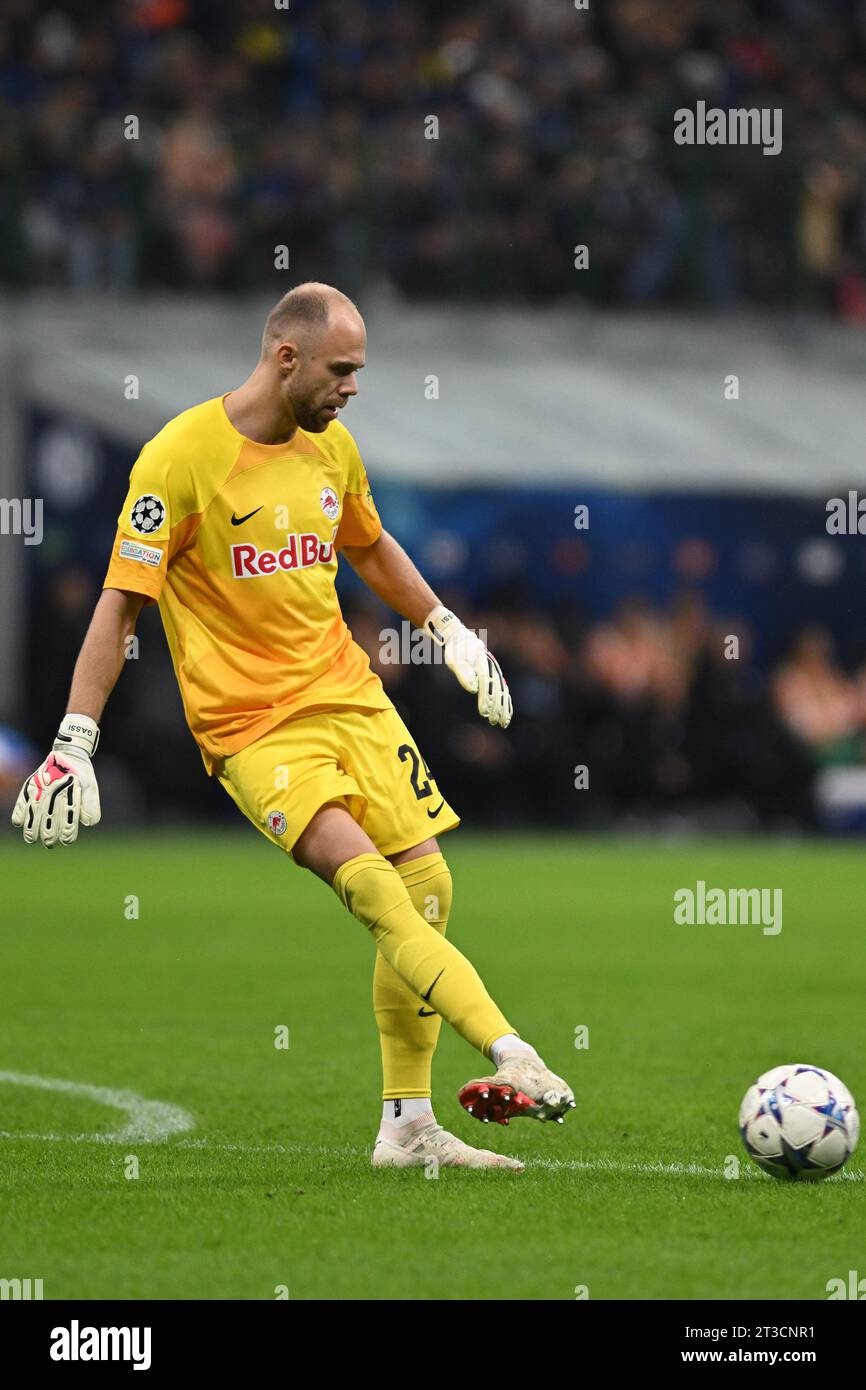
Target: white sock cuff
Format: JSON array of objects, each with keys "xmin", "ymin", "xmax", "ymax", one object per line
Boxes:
[
  {"xmin": 381, "ymin": 1098, "xmax": 434, "ymax": 1129},
  {"xmin": 490, "ymin": 1034, "xmax": 541, "ymax": 1068}
]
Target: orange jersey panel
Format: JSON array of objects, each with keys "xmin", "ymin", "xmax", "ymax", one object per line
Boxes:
[{"xmin": 103, "ymin": 395, "xmax": 391, "ymax": 772}]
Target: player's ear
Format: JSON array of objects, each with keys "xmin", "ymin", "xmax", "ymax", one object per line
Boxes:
[{"xmin": 276, "ymin": 341, "xmax": 299, "ymax": 373}]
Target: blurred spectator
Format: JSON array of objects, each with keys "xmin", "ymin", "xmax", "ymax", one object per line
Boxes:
[
  {"xmin": 772, "ymin": 625, "xmax": 865, "ymax": 764},
  {"xmin": 2, "ymin": 0, "xmax": 866, "ymax": 309},
  {"xmin": 153, "ymin": 113, "xmax": 241, "ymax": 288}
]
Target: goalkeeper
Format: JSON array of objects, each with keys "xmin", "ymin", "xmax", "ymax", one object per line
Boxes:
[{"xmin": 12, "ymin": 283, "xmax": 574, "ymax": 1171}]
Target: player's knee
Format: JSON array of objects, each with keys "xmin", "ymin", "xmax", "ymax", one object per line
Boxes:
[{"xmin": 293, "ymin": 799, "xmax": 372, "ymax": 881}]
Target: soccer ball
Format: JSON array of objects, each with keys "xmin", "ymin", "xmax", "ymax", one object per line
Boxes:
[{"xmin": 739, "ymin": 1064, "xmax": 859, "ymax": 1180}]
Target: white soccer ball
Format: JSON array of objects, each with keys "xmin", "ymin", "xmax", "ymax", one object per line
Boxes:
[{"xmin": 739, "ymin": 1064, "xmax": 859, "ymax": 1180}]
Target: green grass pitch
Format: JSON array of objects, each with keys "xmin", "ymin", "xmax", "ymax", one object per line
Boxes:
[{"xmin": 1, "ymin": 830, "xmax": 863, "ymax": 1300}]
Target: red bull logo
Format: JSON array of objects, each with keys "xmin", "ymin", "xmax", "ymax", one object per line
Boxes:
[{"xmin": 231, "ymin": 534, "xmax": 335, "ymax": 578}]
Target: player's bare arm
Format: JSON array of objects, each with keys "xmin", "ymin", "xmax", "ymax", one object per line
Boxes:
[
  {"xmin": 342, "ymin": 528, "xmax": 513, "ymax": 728},
  {"xmin": 339, "ymin": 528, "xmax": 438, "ymax": 630},
  {"xmin": 67, "ymin": 588, "xmax": 146, "ymax": 722}
]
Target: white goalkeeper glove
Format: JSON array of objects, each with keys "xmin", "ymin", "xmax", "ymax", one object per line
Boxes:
[
  {"xmin": 11, "ymin": 714, "xmax": 101, "ymax": 847},
  {"xmin": 424, "ymin": 604, "xmax": 513, "ymax": 728}
]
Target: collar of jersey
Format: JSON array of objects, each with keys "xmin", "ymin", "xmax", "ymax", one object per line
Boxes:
[{"xmin": 218, "ymin": 393, "xmax": 318, "ymax": 456}]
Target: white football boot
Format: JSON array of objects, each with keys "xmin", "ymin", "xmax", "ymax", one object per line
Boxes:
[
  {"xmin": 459, "ymin": 1054, "xmax": 575, "ymax": 1126},
  {"xmin": 372, "ymin": 1119, "xmax": 524, "ymax": 1171}
]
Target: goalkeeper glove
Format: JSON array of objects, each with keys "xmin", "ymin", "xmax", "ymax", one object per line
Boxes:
[
  {"xmin": 424, "ymin": 604, "xmax": 513, "ymax": 728},
  {"xmin": 11, "ymin": 714, "xmax": 101, "ymax": 847}
]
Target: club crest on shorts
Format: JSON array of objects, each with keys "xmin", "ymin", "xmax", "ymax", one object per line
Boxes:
[
  {"xmin": 267, "ymin": 810, "xmax": 287, "ymax": 836},
  {"xmin": 320, "ymin": 485, "xmax": 340, "ymax": 521},
  {"xmin": 130, "ymin": 494, "xmax": 166, "ymax": 535}
]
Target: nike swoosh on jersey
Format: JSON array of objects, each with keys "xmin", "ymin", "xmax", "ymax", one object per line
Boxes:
[
  {"xmin": 231, "ymin": 506, "xmax": 264, "ymax": 526},
  {"xmin": 426, "ymin": 799, "xmax": 445, "ymax": 819}
]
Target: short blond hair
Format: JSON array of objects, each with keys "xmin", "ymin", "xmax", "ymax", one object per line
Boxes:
[{"xmin": 261, "ymin": 282, "xmax": 357, "ymax": 354}]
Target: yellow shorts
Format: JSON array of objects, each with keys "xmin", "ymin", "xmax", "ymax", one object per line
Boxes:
[{"xmin": 216, "ymin": 704, "xmax": 460, "ymax": 861}]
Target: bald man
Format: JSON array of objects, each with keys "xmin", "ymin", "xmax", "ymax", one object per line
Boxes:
[{"xmin": 12, "ymin": 283, "xmax": 575, "ymax": 1171}]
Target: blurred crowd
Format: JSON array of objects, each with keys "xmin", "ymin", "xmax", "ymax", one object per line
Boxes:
[
  {"xmin": 13, "ymin": 559, "xmax": 866, "ymax": 832},
  {"xmin": 349, "ymin": 586, "xmax": 820, "ymax": 831},
  {"xmin": 3, "ymin": 0, "xmax": 866, "ymax": 310}
]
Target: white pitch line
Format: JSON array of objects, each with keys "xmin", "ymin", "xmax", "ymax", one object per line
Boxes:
[
  {"xmin": 0, "ymin": 1115, "xmax": 861, "ymax": 1183},
  {"xmin": 171, "ymin": 1141, "xmax": 865, "ymax": 1182},
  {"xmin": 0, "ymin": 1070, "xmax": 195, "ymax": 1143},
  {"xmin": 530, "ymin": 1155, "xmax": 865, "ymax": 1182},
  {"xmin": 0, "ymin": 1074, "xmax": 860, "ymax": 1181}
]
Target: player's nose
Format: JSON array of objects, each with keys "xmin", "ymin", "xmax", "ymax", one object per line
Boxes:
[{"xmin": 340, "ymin": 374, "xmax": 359, "ymax": 398}]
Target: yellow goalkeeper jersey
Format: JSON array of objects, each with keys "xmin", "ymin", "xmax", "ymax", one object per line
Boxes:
[{"xmin": 102, "ymin": 394, "xmax": 391, "ymax": 773}]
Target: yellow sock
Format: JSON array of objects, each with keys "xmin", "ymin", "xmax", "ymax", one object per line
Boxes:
[
  {"xmin": 374, "ymin": 852, "xmax": 451, "ymax": 1100},
  {"xmin": 332, "ymin": 852, "xmax": 514, "ymax": 1060}
]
